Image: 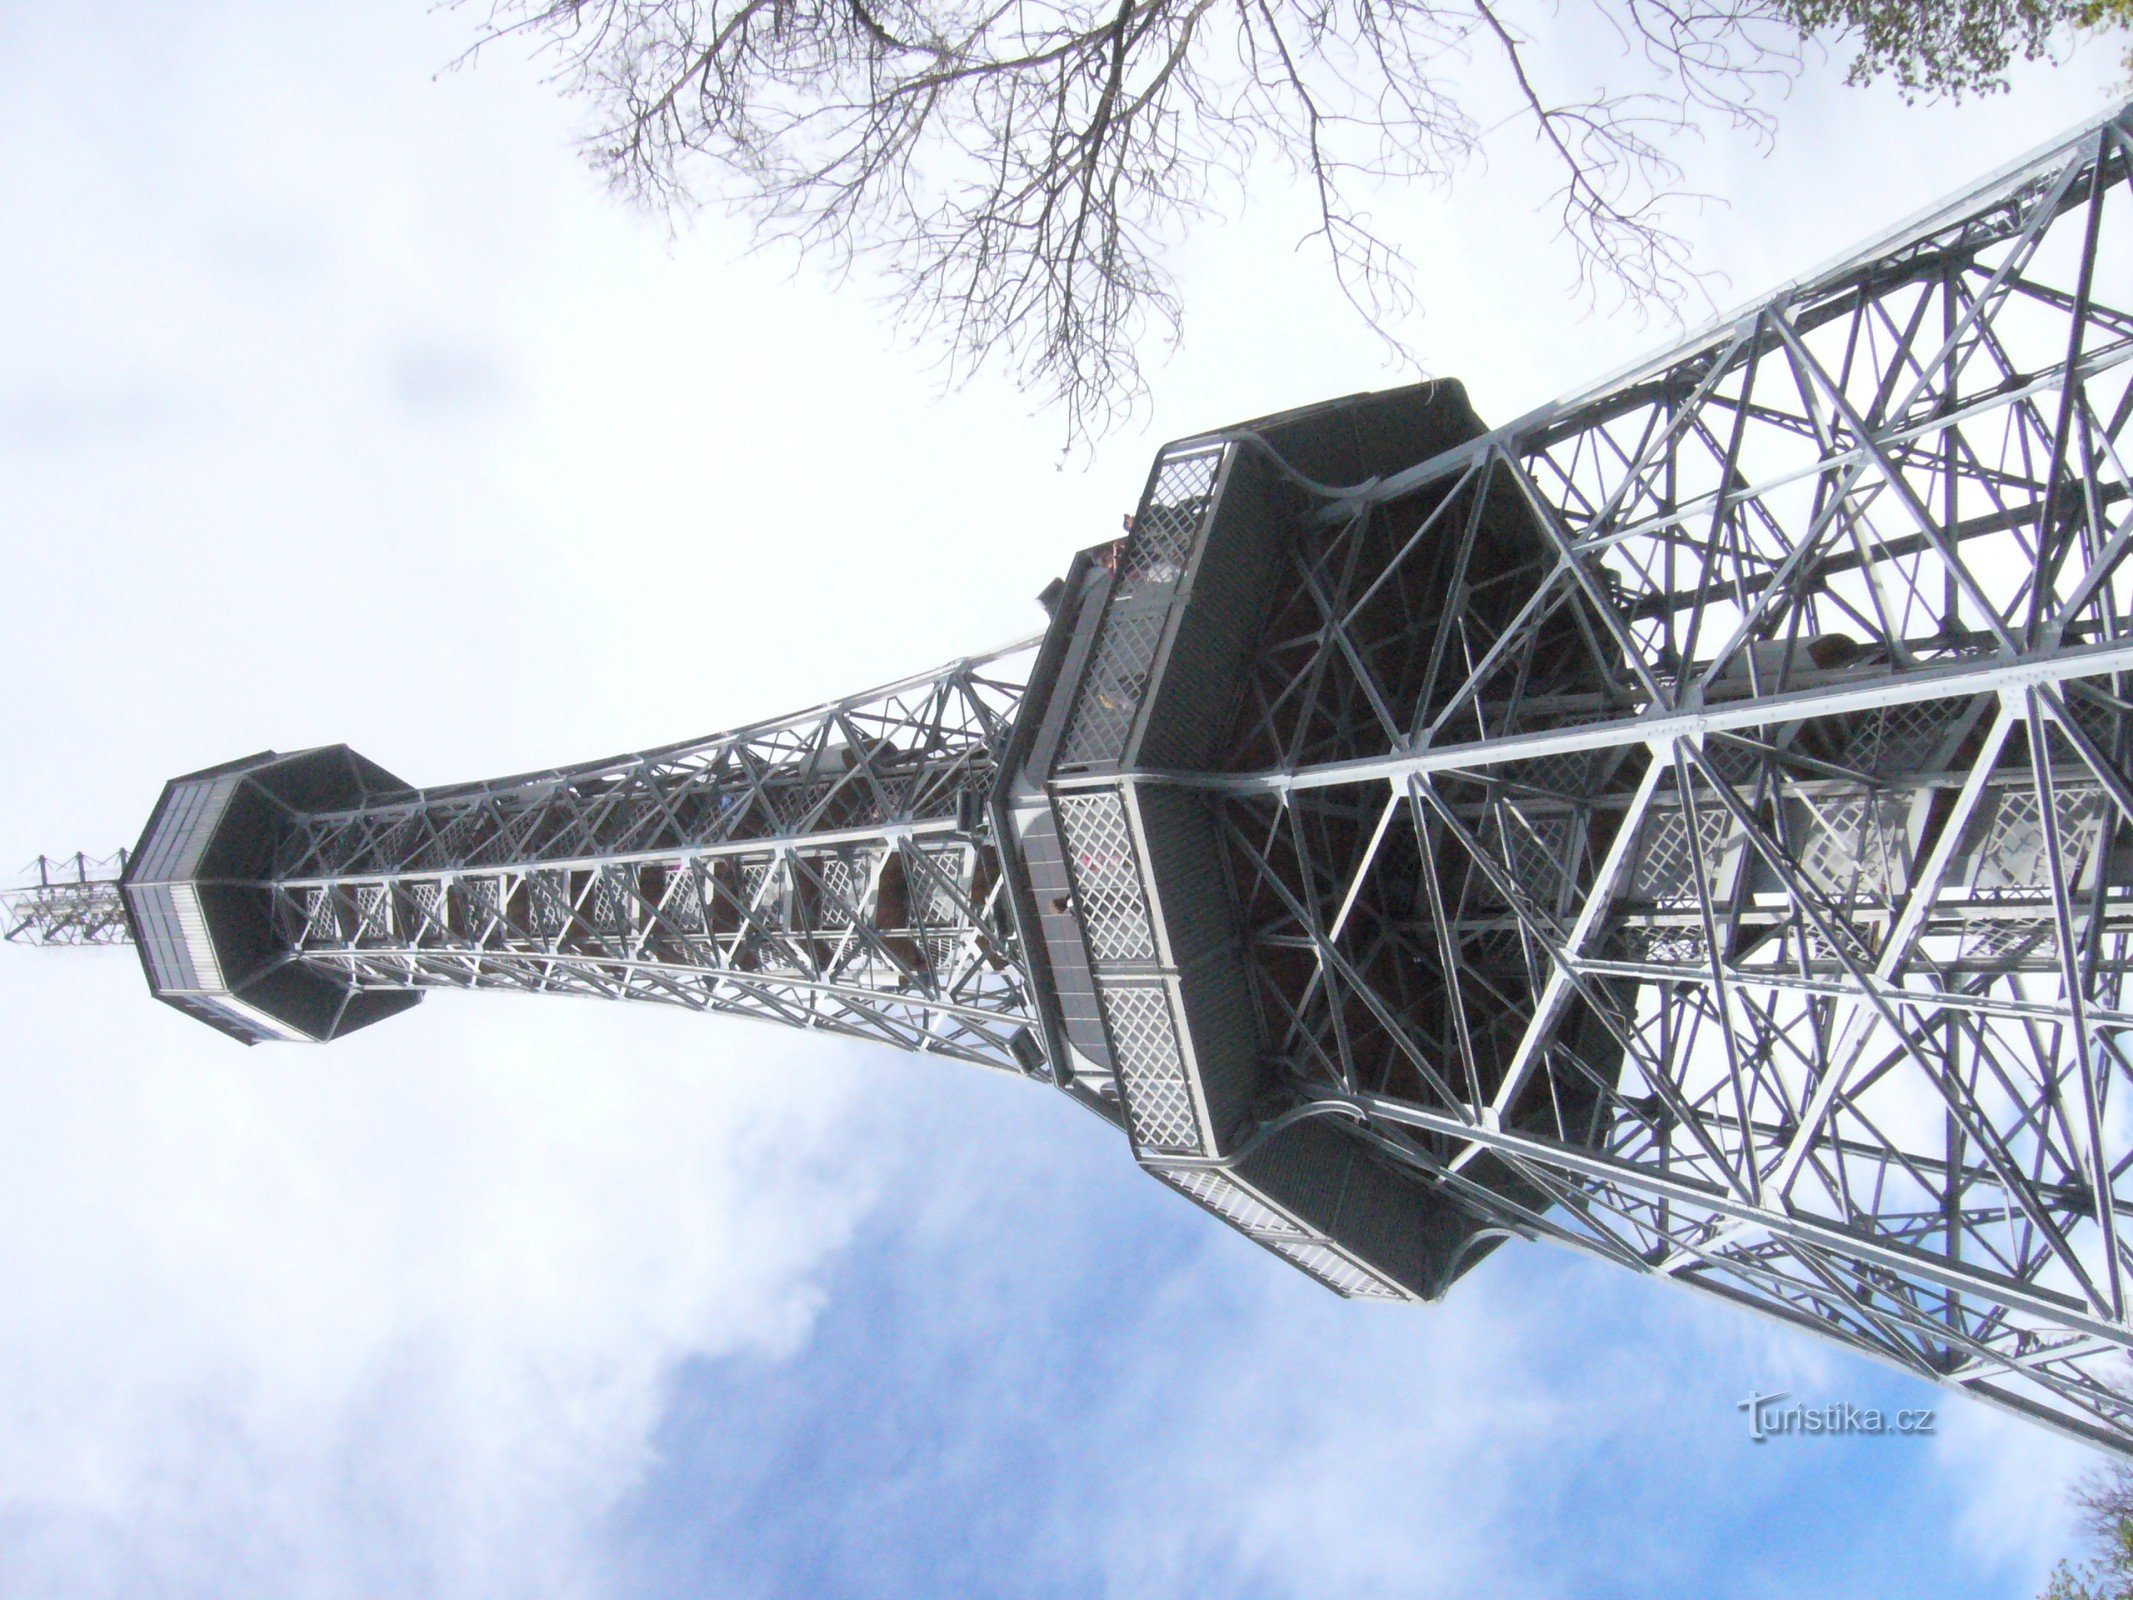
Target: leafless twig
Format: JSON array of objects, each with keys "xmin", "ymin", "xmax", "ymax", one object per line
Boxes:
[{"xmin": 450, "ymin": 0, "xmax": 2105, "ymax": 445}]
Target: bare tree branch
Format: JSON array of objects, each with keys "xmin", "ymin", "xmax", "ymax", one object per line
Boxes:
[{"xmin": 452, "ymin": 0, "xmax": 2125, "ymax": 446}]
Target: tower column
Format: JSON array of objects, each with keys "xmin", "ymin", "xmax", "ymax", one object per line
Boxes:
[{"xmin": 118, "ymin": 648, "xmax": 1045, "ymax": 1069}]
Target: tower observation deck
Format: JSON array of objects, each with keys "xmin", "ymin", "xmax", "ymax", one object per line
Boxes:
[{"xmin": 12, "ymin": 105, "xmax": 2133, "ymax": 1455}]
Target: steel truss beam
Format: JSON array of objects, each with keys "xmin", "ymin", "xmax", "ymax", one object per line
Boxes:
[
  {"xmin": 276, "ymin": 645, "xmax": 1044, "ymax": 1072},
  {"xmin": 1182, "ymin": 108, "xmax": 2133, "ymax": 1452}
]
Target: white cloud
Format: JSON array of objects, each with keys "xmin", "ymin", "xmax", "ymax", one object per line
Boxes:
[
  {"xmin": 1082, "ymin": 1280, "xmax": 1572, "ymax": 1600},
  {"xmin": 0, "ymin": 957, "xmax": 882, "ymax": 1599},
  {"xmin": 1937, "ymin": 1390, "xmax": 2094, "ymax": 1582}
]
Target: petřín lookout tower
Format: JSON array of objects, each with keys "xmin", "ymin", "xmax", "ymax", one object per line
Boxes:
[{"xmin": 12, "ymin": 109, "xmax": 2133, "ymax": 1457}]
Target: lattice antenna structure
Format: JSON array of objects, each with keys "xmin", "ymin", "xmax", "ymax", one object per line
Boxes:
[
  {"xmin": 38, "ymin": 104, "xmax": 2133, "ymax": 1455},
  {"xmin": 3, "ymin": 852, "xmax": 131, "ymax": 947}
]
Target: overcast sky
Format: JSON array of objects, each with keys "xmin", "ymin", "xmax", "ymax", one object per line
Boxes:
[{"xmin": 0, "ymin": 4, "xmax": 2127, "ymax": 1597}]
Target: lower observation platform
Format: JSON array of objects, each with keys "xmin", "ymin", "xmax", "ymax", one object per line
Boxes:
[{"xmin": 1000, "ymin": 380, "xmax": 1572, "ymax": 1303}]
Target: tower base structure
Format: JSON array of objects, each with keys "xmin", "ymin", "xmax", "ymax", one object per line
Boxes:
[{"xmin": 90, "ymin": 104, "xmax": 2133, "ymax": 1454}]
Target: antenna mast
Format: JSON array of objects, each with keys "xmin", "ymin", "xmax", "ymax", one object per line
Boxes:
[{"xmin": 3, "ymin": 852, "xmax": 131, "ymax": 947}]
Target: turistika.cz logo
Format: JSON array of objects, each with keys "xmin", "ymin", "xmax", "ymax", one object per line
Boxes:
[{"xmin": 1737, "ymin": 1390, "xmax": 1937, "ymax": 1442}]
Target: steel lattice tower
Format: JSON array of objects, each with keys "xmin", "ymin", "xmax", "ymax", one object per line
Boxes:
[{"xmin": 12, "ymin": 106, "xmax": 2133, "ymax": 1455}]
